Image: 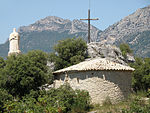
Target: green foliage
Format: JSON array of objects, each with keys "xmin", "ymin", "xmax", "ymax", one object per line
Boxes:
[
  {"xmin": 130, "ymin": 57, "xmax": 150, "ymax": 91},
  {"xmin": 147, "ymin": 89, "xmax": 150, "ymax": 97},
  {"xmin": 0, "ymin": 50, "xmax": 53, "ymax": 97},
  {"xmin": 0, "ymin": 88, "xmax": 13, "ymax": 112},
  {"xmin": 121, "ymin": 97, "xmax": 150, "ymax": 113},
  {"xmin": 49, "ymin": 37, "xmax": 87, "ymax": 70},
  {"xmin": 3, "ymin": 85, "xmax": 91, "ymax": 113},
  {"xmin": 71, "ymin": 89, "xmax": 91, "ymax": 113},
  {"xmin": 0, "ymin": 57, "xmax": 5, "ymax": 69},
  {"xmin": 119, "ymin": 43, "xmax": 133, "ymax": 59},
  {"xmin": 0, "ymin": 57, "xmax": 5, "ymax": 86},
  {"xmin": 0, "ymin": 50, "xmax": 90, "ymax": 112}
]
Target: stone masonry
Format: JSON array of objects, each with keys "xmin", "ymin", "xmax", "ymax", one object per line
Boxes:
[{"xmin": 54, "ymin": 71, "xmax": 132, "ymax": 104}]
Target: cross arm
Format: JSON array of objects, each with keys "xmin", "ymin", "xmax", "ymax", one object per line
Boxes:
[
  {"xmin": 90, "ymin": 18, "xmax": 99, "ymax": 20},
  {"xmin": 80, "ymin": 19, "xmax": 89, "ymax": 20},
  {"xmin": 80, "ymin": 18, "xmax": 99, "ymax": 20}
]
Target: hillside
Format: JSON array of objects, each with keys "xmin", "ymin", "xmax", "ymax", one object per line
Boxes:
[
  {"xmin": 99, "ymin": 5, "xmax": 150, "ymax": 57},
  {"xmin": 0, "ymin": 16, "xmax": 101, "ymax": 58}
]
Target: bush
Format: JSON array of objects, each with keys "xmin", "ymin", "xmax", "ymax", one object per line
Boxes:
[
  {"xmin": 3, "ymin": 85, "xmax": 91, "ymax": 113},
  {"xmin": 121, "ymin": 97, "xmax": 150, "ymax": 113},
  {"xmin": 119, "ymin": 43, "xmax": 132, "ymax": 59},
  {"xmin": 71, "ymin": 89, "xmax": 91, "ymax": 113}
]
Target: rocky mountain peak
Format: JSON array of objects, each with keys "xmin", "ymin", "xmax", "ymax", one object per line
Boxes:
[
  {"xmin": 38, "ymin": 16, "xmax": 71, "ymax": 24},
  {"xmin": 18, "ymin": 16, "xmax": 72, "ymax": 33},
  {"xmin": 18, "ymin": 16, "xmax": 101, "ymax": 42},
  {"xmin": 100, "ymin": 5, "xmax": 150, "ymax": 44},
  {"xmin": 98, "ymin": 5, "xmax": 150, "ymax": 57}
]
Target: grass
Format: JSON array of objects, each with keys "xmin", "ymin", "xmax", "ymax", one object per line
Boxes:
[{"xmin": 91, "ymin": 101, "xmax": 129, "ymax": 113}]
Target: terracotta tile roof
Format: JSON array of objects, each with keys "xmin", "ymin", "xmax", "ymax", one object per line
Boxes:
[{"xmin": 53, "ymin": 58, "xmax": 135, "ymax": 74}]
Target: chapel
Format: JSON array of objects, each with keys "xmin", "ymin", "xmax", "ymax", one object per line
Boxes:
[{"xmin": 53, "ymin": 58, "xmax": 134, "ymax": 104}]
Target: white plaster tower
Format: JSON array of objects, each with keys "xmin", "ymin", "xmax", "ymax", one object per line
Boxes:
[{"xmin": 8, "ymin": 28, "xmax": 21, "ymax": 56}]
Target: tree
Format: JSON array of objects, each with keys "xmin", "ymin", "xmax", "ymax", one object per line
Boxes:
[
  {"xmin": 0, "ymin": 50, "xmax": 53, "ymax": 97},
  {"xmin": 0, "ymin": 57, "xmax": 5, "ymax": 69},
  {"xmin": 0, "ymin": 57, "xmax": 5, "ymax": 86},
  {"xmin": 49, "ymin": 38, "xmax": 87, "ymax": 70},
  {"xmin": 0, "ymin": 88, "xmax": 13, "ymax": 112},
  {"xmin": 119, "ymin": 43, "xmax": 133, "ymax": 59},
  {"xmin": 130, "ymin": 57, "xmax": 150, "ymax": 91}
]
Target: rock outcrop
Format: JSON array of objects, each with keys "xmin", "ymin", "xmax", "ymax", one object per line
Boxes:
[{"xmin": 87, "ymin": 42, "xmax": 135, "ymax": 65}]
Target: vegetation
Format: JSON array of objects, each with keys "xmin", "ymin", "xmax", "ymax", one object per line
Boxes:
[
  {"xmin": 122, "ymin": 97, "xmax": 150, "ymax": 113},
  {"xmin": 130, "ymin": 57, "xmax": 150, "ymax": 92},
  {"xmin": 49, "ymin": 37, "xmax": 87, "ymax": 70},
  {"xmin": 1, "ymin": 39, "xmax": 150, "ymax": 112},
  {"xmin": 0, "ymin": 50, "xmax": 52, "ymax": 97},
  {"xmin": 91, "ymin": 93, "xmax": 150, "ymax": 113},
  {"xmin": 0, "ymin": 88, "xmax": 13, "ymax": 112},
  {"xmin": 0, "ymin": 50, "xmax": 53, "ymax": 109},
  {"xmin": 0, "ymin": 50, "xmax": 91, "ymax": 113},
  {"xmin": 2, "ymin": 85, "xmax": 91, "ymax": 113},
  {"xmin": 0, "ymin": 57, "xmax": 5, "ymax": 68},
  {"xmin": 119, "ymin": 43, "xmax": 133, "ymax": 59}
]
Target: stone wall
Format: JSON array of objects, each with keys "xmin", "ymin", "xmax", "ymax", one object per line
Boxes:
[{"xmin": 54, "ymin": 70, "xmax": 132, "ymax": 104}]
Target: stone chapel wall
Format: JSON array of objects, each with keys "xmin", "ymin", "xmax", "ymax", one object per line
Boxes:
[{"xmin": 54, "ymin": 70, "xmax": 132, "ymax": 104}]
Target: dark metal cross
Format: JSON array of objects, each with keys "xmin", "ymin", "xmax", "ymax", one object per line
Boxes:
[{"xmin": 80, "ymin": 9, "xmax": 99, "ymax": 43}]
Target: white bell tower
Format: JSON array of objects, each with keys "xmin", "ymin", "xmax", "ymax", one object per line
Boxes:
[{"xmin": 8, "ymin": 28, "xmax": 21, "ymax": 56}]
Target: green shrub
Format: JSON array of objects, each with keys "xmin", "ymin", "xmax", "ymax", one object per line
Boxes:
[
  {"xmin": 121, "ymin": 97, "xmax": 150, "ymax": 113},
  {"xmin": 71, "ymin": 89, "xmax": 91, "ymax": 113},
  {"xmin": 119, "ymin": 43, "xmax": 132, "ymax": 59},
  {"xmin": 3, "ymin": 85, "xmax": 91, "ymax": 113}
]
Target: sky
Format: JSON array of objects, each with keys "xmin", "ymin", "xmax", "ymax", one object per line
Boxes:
[{"xmin": 0, "ymin": 0, "xmax": 150, "ymax": 44}]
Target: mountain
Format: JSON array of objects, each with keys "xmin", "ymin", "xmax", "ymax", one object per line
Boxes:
[
  {"xmin": 0, "ymin": 16, "xmax": 101, "ymax": 58},
  {"xmin": 99, "ymin": 5, "xmax": 150, "ymax": 57},
  {"xmin": 1, "ymin": 5, "xmax": 150, "ymax": 58}
]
